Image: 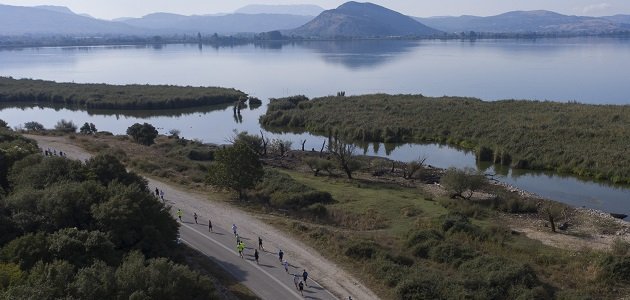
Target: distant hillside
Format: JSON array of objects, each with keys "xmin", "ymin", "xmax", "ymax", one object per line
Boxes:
[
  {"xmin": 417, "ymin": 10, "xmax": 630, "ymax": 34},
  {"xmin": 0, "ymin": 4, "xmax": 142, "ymax": 35},
  {"xmin": 119, "ymin": 13, "xmax": 314, "ymax": 34},
  {"xmin": 602, "ymin": 14, "xmax": 630, "ymax": 24},
  {"xmin": 34, "ymin": 5, "xmax": 75, "ymax": 15},
  {"xmin": 288, "ymin": 1, "xmax": 441, "ymax": 38},
  {"xmin": 235, "ymin": 4, "xmax": 325, "ymax": 16}
]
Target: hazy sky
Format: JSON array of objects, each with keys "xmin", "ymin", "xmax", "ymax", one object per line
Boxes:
[{"xmin": 1, "ymin": 0, "xmax": 629, "ymax": 19}]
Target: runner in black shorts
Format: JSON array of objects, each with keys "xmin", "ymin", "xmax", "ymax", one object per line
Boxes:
[{"xmin": 254, "ymin": 249, "xmax": 259, "ymax": 264}]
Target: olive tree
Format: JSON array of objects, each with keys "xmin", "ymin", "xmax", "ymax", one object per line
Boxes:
[
  {"xmin": 440, "ymin": 167, "xmax": 486, "ymax": 199},
  {"xmin": 206, "ymin": 142, "xmax": 263, "ymax": 200},
  {"xmin": 126, "ymin": 123, "xmax": 158, "ymax": 146}
]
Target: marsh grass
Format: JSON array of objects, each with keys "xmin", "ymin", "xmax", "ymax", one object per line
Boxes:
[{"xmin": 261, "ymin": 95, "xmax": 630, "ymax": 184}]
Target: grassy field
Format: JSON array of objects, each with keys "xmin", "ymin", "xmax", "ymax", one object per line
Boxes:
[
  {"xmin": 0, "ymin": 77, "xmax": 246, "ymax": 110},
  {"xmin": 260, "ymin": 95, "xmax": 630, "ymax": 184}
]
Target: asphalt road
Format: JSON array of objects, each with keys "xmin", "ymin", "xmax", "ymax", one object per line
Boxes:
[{"xmin": 178, "ymin": 216, "xmax": 337, "ymax": 300}]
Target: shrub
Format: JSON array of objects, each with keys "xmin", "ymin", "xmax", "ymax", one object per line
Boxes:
[
  {"xmin": 599, "ymin": 255, "xmax": 630, "ymax": 282},
  {"xmin": 54, "ymin": 119, "xmax": 77, "ymax": 133},
  {"xmin": 396, "ymin": 277, "xmax": 443, "ymax": 300},
  {"xmin": 459, "ymin": 256, "xmax": 541, "ymax": 299},
  {"xmin": 187, "ymin": 149, "xmax": 214, "ymax": 161},
  {"xmin": 344, "ymin": 242, "xmax": 378, "ymax": 260},
  {"xmin": 23, "ymin": 122, "xmax": 44, "ymax": 132},
  {"xmin": 611, "ymin": 238, "xmax": 630, "ymax": 256},
  {"xmin": 126, "ymin": 123, "xmax": 158, "ymax": 146},
  {"xmin": 428, "ymin": 242, "xmax": 477, "ymax": 266},
  {"xmin": 440, "ymin": 167, "xmax": 486, "ymax": 199}
]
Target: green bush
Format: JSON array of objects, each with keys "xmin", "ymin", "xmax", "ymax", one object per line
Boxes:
[
  {"xmin": 344, "ymin": 242, "xmax": 378, "ymax": 260},
  {"xmin": 599, "ymin": 255, "xmax": 630, "ymax": 282},
  {"xmin": 250, "ymin": 170, "xmax": 334, "ymax": 214},
  {"xmin": 396, "ymin": 277, "xmax": 444, "ymax": 300},
  {"xmin": 429, "ymin": 242, "xmax": 478, "ymax": 266}
]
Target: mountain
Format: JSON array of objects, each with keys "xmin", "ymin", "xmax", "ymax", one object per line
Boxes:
[
  {"xmin": 235, "ymin": 4, "xmax": 325, "ymax": 16},
  {"xmin": 34, "ymin": 5, "xmax": 75, "ymax": 15},
  {"xmin": 119, "ymin": 13, "xmax": 314, "ymax": 34},
  {"xmin": 602, "ymin": 14, "xmax": 630, "ymax": 24},
  {"xmin": 0, "ymin": 4, "xmax": 143, "ymax": 35},
  {"xmin": 416, "ymin": 10, "xmax": 629, "ymax": 34},
  {"xmin": 288, "ymin": 1, "xmax": 441, "ymax": 38}
]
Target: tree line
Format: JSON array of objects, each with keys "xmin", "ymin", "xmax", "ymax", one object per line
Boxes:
[{"xmin": 0, "ymin": 126, "xmax": 216, "ymax": 299}]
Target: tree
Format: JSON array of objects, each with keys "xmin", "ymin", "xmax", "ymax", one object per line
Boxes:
[
  {"xmin": 207, "ymin": 142, "xmax": 263, "ymax": 199},
  {"xmin": 79, "ymin": 123, "xmax": 97, "ymax": 135},
  {"xmin": 0, "ymin": 119, "xmax": 8, "ymax": 129},
  {"xmin": 54, "ymin": 119, "xmax": 77, "ymax": 133},
  {"xmin": 92, "ymin": 183, "xmax": 178, "ymax": 257},
  {"xmin": 402, "ymin": 156, "xmax": 427, "ymax": 179},
  {"xmin": 327, "ymin": 134, "xmax": 360, "ymax": 179},
  {"xmin": 270, "ymin": 139, "xmax": 292, "ymax": 157},
  {"xmin": 440, "ymin": 167, "xmax": 486, "ymax": 199},
  {"xmin": 24, "ymin": 121, "xmax": 44, "ymax": 132},
  {"xmin": 126, "ymin": 123, "xmax": 158, "ymax": 146},
  {"xmin": 538, "ymin": 202, "xmax": 566, "ymax": 233},
  {"xmin": 232, "ymin": 131, "xmax": 265, "ymax": 157}
]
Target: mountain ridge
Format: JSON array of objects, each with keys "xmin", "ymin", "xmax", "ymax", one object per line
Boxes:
[
  {"xmin": 288, "ymin": 1, "xmax": 441, "ymax": 38},
  {"xmin": 416, "ymin": 10, "xmax": 630, "ymax": 34}
]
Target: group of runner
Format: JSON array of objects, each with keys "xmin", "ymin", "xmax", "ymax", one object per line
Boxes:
[{"xmin": 178, "ymin": 208, "xmax": 314, "ymax": 297}]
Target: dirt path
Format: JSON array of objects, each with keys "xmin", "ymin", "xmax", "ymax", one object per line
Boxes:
[{"xmin": 29, "ymin": 135, "xmax": 379, "ymax": 300}]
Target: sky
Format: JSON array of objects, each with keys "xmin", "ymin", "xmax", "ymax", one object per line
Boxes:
[{"xmin": 0, "ymin": 0, "xmax": 629, "ymax": 19}]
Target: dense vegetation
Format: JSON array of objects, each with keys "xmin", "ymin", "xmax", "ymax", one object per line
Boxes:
[
  {"xmin": 0, "ymin": 128, "xmax": 217, "ymax": 298},
  {"xmin": 0, "ymin": 77, "xmax": 246, "ymax": 110},
  {"xmin": 260, "ymin": 95, "xmax": 630, "ymax": 183}
]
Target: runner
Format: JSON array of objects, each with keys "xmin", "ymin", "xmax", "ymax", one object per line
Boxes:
[
  {"xmin": 302, "ymin": 269, "xmax": 309, "ymax": 286},
  {"xmin": 237, "ymin": 241, "xmax": 245, "ymax": 259},
  {"xmin": 293, "ymin": 274, "xmax": 300, "ymax": 289},
  {"xmin": 208, "ymin": 219, "xmax": 213, "ymax": 232},
  {"xmin": 298, "ymin": 281, "xmax": 304, "ymax": 296},
  {"xmin": 176, "ymin": 209, "xmax": 183, "ymax": 221},
  {"xmin": 258, "ymin": 236, "xmax": 264, "ymax": 250},
  {"xmin": 278, "ymin": 249, "xmax": 284, "ymax": 262},
  {"xmin": 193, "ymin": 212, "xmax": 198, "ymax": 224},
  {"xmin": 160, "ymin": 189, "xmax": 165, "ymax": 201},
  {"xmin": 283, "ymin": 260, "xmax": 289, "ymax": 273},
  {"xmin": 254, "ymin": 249, "xmax": 260, "ymax": 264},
  {"xmin": 232, "ymin": 224, "xmax": 238, "ymax": 236},
  {"xmin": 155, "ymin": 187, "xmax": 159, "ymax": 196},
  {"xmin": 236, "ymin": 234, "xmax": 241, "ymax": 246}
]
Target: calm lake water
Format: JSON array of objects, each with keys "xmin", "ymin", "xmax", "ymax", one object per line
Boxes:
[{"xmin": 1, "ymin": 38, "xmax": 629, "ymax": 217}]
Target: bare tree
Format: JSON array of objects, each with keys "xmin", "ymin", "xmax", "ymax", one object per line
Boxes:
[
  {"xmin": 402, "ymin": 156, "xmax": 428, "ymax": 179},
  {"xmin": 327, "ymin": 134, "xmax": 360, "ymax": 179},
  {"xmin": 319, "ymin": 140, "xmax": 326, "ymax": 155},
  {"xmin": 270, "ymin": 139, "xmax": 292, "ymax": 157},
  {"xmin": 259, "ymin": 130, "xmax": 270, "ymax": 156},
  {"xmin": 301, "ymin": 139, "xmax": 307, "ymax": 151}
]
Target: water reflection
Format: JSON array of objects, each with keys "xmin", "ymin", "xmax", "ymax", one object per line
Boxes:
[
  {"xmin": 0, "ymin": 102, "xmax": 233, "ymax": 119},
  {"xmin": 299, "ymin": 40, "xmax": 418, "ymax": 69}
]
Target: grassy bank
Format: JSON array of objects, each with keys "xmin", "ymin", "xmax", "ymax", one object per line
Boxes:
[
  {"xmin": 260, "ymin": 95, "xmax": 630, "ymax": 184},
  {"xmin": 0, "ymin": 77, "xmax": 246, "ymax": 110}
]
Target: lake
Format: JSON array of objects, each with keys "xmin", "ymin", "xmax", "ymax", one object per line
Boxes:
[{"xmin": 1, "ymin": 38, "xmax": 629, "ymax": 217}]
